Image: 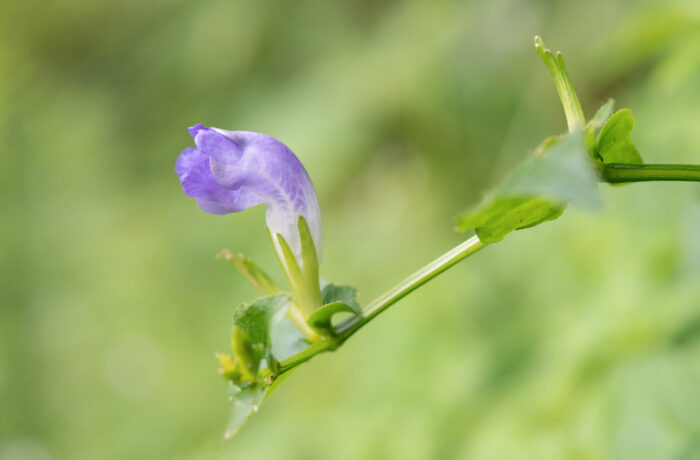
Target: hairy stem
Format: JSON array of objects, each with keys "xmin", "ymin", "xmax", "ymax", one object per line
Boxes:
[{"xmin": 602, "ymin": 163, "xmax": 700, "ymax": 183}]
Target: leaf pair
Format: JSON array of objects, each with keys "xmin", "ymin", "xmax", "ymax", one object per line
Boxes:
[{"xmin": 457, "ymin": 37, "xmax": 644, "ymax": 243}]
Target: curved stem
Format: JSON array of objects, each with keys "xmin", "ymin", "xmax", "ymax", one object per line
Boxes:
[
  {"xmin": 258, "ymin": 235, "xmax": 486, "ymax": 383},
  {"xmin": 602, "ymin": 163, "xmax": 700, "ymax": 183}
]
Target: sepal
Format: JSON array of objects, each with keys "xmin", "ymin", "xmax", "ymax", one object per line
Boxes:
[
  {"xmin": 218, "ymin": 249, "xmax": 282, "ymax": 295},
  {"xmin": 273, "ymin": 216, "xmax": 323, "ymax": 318}
]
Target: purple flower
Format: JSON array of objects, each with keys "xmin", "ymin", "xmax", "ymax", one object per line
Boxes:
[{"xmin": 176, "ymin": 124, "xmax": 322, "ymax": 265}]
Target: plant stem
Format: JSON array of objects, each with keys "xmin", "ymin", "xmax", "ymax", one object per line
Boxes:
[
  {"xmin": 335, "ymin": 235, "xmax": 485, "ymax": 339},
  {"xmin": 258, "ymin": 339, "xmax": 332, "ymax": 382},
  {"xmin": 258, "ymin": 235, "xmax": 486, "ymax": 383},
  {"xmin": 260, "ymin": 160, "xmax": 700, "ymax": 383},
  {"xmin": 601, "ymin": 163, "xmax": 700, "ymax": 183}
]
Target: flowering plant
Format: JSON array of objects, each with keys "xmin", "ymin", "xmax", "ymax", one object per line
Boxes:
[{"xmin": 176, "ymin": 37, "xmax": 700, "ymax": 439}]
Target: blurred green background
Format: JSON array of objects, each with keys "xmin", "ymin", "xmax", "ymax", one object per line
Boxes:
[{"xmin": 2, "ymin": 0, "xmax": 700, "ymax": 459}]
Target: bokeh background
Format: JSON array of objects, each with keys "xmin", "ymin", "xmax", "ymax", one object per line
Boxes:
[{"xmin": 2, "ymin": 0, "xmax": 700, "ymax": 459}]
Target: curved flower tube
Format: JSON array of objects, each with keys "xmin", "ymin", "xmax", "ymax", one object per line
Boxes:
[{"xmin": 175, "ymin": 124, "xmax": 323, "ymax": 270}]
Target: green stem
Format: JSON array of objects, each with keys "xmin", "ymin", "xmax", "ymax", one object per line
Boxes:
[
  {"xmin": 335, "ymin": 235, "xmax": 485, "ymax": 339},
  {"xmin": 257, "ymin": 162, "xmax": 698, "ymax": 384},
  {"xmin": 601, "ymin": 163, "xmax": 700, "ymax": 183},
  {"xmin": 258, "ymin": 235, "xmax": 486, "ymax": 382}
]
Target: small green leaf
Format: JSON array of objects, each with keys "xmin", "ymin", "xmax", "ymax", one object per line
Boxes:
[
  {"xmin": 585, "ymin": 99, "xmax": 616, "ymax": 153},
  {"xmin": 457, "ymin": 198, "xmax": 563, "ymax": 243},
  {"xmin": 307, "ymin": 301, "xmax": 360, "ymax": 335},
  {"xmin": 218, "ymin": 249, "xmax": 281, "ymax": 296},
  {"xmin": 224, "ymin": 383, "xmax": 268, "ymax": 440},
  {"xmin": 232, "ymin": 295, "xmax": 290, "ymax": 382},
  {"xmin": 594, "ymin": 109, "xmax": 643, "ymax": 164},
  {"xmin": 321, "ymin": 283, "xmax": 361, "ymax": 313},
  {"xmin": 499, "ymin": 132, "xmax": 600, "ymax": 209},
  {"xmin": 456, "ymin": 132, "xmax": 599, "ymax": 242},
  {"xmin": 304, "ymin": 282, "xmax": 363, "ymax": 335},
  {"xmin": 221, "ymin": 367, "xmax": 298, "ymax": 441},
  {"xmin": 270, "ymin": 316, "xmax": 310, "ymax": 361},
  {"xmin": 233, "ymin": 294, "xmax": 290, "ymax": 345}
]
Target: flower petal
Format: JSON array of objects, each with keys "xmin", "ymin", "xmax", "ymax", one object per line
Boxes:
[
  {"xmin": 193, "ymin": 127, "xmax": 242, "ymax": 165},
  {"xmin": 175, "ymin": 147, "xmax": 260, "ymax": 215},
  {"xmin": 176, "ymin": 125, "xmax": 323, "ymax": 265}
]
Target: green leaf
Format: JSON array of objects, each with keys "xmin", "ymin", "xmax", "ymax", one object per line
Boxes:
[
  {"xmin": 223, "ymin": 383, "xmax": 268, "ymax": 440},
  {"xmin": 270, "ymin": 316, "xmax": 310, "ymax": 361},
  {"xmin": 594, "ymin": 109, "xmax": 643, "ymax": 164},
  {"xmin": 457, "ymin": 198, "xmax": 563, "ymax": 243},
  {"xmin": 221, "ymin": 294, "xmax": 298, "ymax": 440},
  {"xmin": 226, "ymin": 366, "xmax": 299, "ymax": 441},
  {"xmin": 222, "ymin": 365, "xmax": 299, "ymax": 441},
  {"xmin": 456, "ymin": 132, "xmax": 599, "ymax": 243},
  {"xmin": 301, "ymin": 282, "xmax": 362, "ymax": 335},
  {"xmin": 230, "ymin": 327, "xmax": 259, "ymax": 383},
  {"xmin": 500, "ymin": 132, "xmax": 600, "ymax": 209},
  {"xmin": 231, "ymin": 295, "xmax": 290, "ymax": 382},
  {"xmin": 221, "ymin": 294, "xmax": 306, "ymax": 441},
  {"xmin": 218, "ymin": 249, "xmax": 281, "ymax": 296},
  {"xmin": 584, "ymin": 98, "xmax": 616, "ymax": 153},
  {"xmin": 233, "ymin": 294, "xmax": 290, "ymax": 345},
  {"xmin": 307, "ymin": 302, "xmax": 360, "ymax": 335},
  {"xmin": 321, "ymin": 283, "xmax": 361, "ymax": 313}
]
